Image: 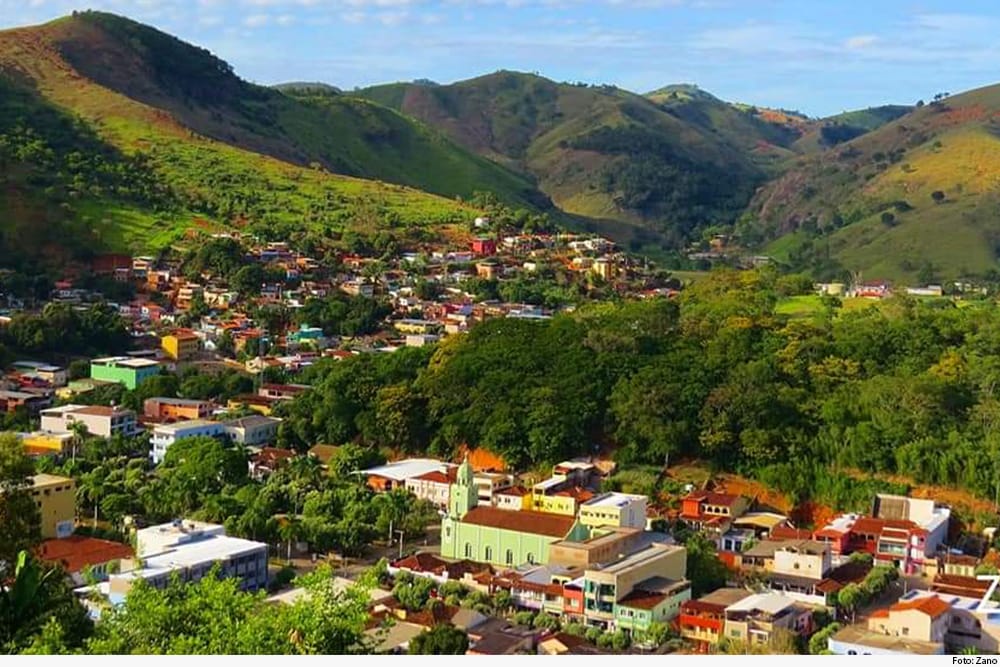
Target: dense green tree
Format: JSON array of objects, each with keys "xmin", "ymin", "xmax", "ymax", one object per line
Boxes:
[
  {"xmin": 87, "ymin": 564, "xmax": 374, "ymax": 654},
  {"xmin": 0, "ymin": 433, "xmax": 41, "ymax": 571},
  {"xmin": 408, "ymin": 625, "xmax": 469, "ymax": 655}
]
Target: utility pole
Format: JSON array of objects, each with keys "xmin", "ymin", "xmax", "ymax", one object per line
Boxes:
[{"xmin": 396, "ymin": 529, "xmax": 405, "ymax": 560}]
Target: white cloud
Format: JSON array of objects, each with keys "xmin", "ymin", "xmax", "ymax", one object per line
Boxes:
[
  {"xmin": 244, "ymin": 13, "xmax": 270, "ymax": 26},
  {"xmin": 844, "ymin": 34, "xmax": 877, "ymax": 50}
]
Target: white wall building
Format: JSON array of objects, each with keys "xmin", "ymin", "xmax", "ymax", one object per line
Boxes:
[
  {"xmin": 150, "ymin": 419, "xmax": 224, "ymax": 464},
  {"xmin": 40, "ymin": 404, "xmax": 140, "ymax": 439},
  {"xmin": 222, "ymin": 415, "xmax": 281, "ymax": 446},
  {"xmin": 106, "ymin": 520, "xmax": 267, "ymax": 605}
]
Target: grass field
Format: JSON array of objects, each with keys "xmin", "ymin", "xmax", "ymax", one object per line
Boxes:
[{"xmin": 775, "ymin": 294, "xmax": 881, "ymax": 318}]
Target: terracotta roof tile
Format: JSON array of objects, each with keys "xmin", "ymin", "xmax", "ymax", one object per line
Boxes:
[
  {"xmin": 38, "ymin": 536, "xmax": 133, "ymax": 573},
  {"xmin": 890, "ymin": 595, "xmax": 951, "ymax": 619},
  {"xmin": 460, "ymin": 507, "xmax": 577, "ymax": 538}
]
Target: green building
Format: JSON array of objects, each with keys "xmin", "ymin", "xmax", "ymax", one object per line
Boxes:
[
  {"xmin": 613, "ymin": 579, "xmax": 692, "ymax": 633},
  {"xmin": 90, "ymin": 356, "xmax": 162, "ymax": 390},
  {"xmin": 441, "ymin": 459, "xmax": 590, "ymax": 567}
]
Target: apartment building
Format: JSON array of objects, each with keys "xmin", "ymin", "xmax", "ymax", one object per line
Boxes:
[
  {"xmin": 221, "ymin": 415, "xmax": 281, "ymax": 446},
  {"xmin": 679, "ymin": 588, "xmax": 754, "ymax": 652},
  {"xmin": 722, "ymin": 593, "xmax": 815, "ymax": 647},
  {"xmin": 29, "ymin": 474, "xmax": 76, "ymax": 538},
  {"xmin": 150, "ymin": 419, "xmax": 225, "ymax": 464},
  {"xmin": 161, "ymin": 329, "xmax": 201, "ymax": 361},
  {"xmin": 143, "ymin": 397, "xmax": 215, "ymax": 422},
  {"xmin": 108, "ymin": 520, "xmax": 267, "ymax": 605},
  {"xmin": 579, "ymin": 492, "xmax": 647, "ymax": 530},
  {"xmin": 90, "ymin": 357, "xmax": 161, "ymax": 390},
  {"xmin": 581, "ymin": 541, "xmax": 688, "ymax": 628},
  {"xmin": 40, "ymin": 404, "xmax": 140, "ymax": 439}
]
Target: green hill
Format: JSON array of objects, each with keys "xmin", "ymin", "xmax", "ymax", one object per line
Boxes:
[
  {"xmin": 791, "ymin": 104, "xmax": 913, "ymax": 154},
  {"xmin": 0, "ymin": 12, "xmax": 535, "ymax": 268},
  {"xmin": 742, "ymin": 88, "xmax": 1000, "ymax": 282},
  {"xmin": 354, "ymin": 72, "xmax": 770, "ymax": 249}
]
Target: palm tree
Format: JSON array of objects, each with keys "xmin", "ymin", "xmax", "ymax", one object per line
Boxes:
[
  {"xmin": 68, "ymin": 420, "xmax": 90, "ymax": 464},
  {"xmin": 77, "ymin": 467, "xmax": 108, "ymax": 528},
  {"xmin": 279, "ymin": 517, "xmax": 302, "ymax": 562}
]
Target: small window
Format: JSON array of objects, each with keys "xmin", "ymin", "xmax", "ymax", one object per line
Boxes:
[
  {"xmin": 506, "ymin": 549, "xmax": 514, "ymax": 565},
  {"xmin": 484, "ymin": 546, "xmax": 493, "ymax": 561},
  {"xmin": 527, "ymin": 553, "xmax": 535, "ymax": 564},
  {"xmin": 464, "ymin": 543, "xmax": 473, "ymax": 558}
]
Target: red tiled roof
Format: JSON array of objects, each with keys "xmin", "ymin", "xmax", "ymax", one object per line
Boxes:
[
  {"xmin": 890, "ymin": 595, "xmax": 951, "ymax": 619},
  {"xmin": 38, "ymin": 536, "xmax": 133, "ymax": 573},
  {"xmin": 681, "ymin": 599, "xmax": 728, "ymax": 614},
  {"xmin": 411, "ymin": 469, "xmax": 458, "ymax": 485},
  {"xmin": 932, "ymin": 575, "xmax": 991, "ymax": 596},
  {"xmin": 460, "ymin": 507, "xmax": 577, "ymax": 538},
  {"xmin": 684, "ymin": 491, "xmax": 743, "ymax": 507},
  {"xmin": 496, "ymin": 486, "xmax": 529, "ymax": 497},
  {"xmin": 852, "ymin": 516, "xmax": 918, "ymax": 535},
  {"xmin": 770, "ymin": 525, "xmax": 814, "ymax": 541},
  {"xmin": 554, "ymin": 486, "xmax": 595, "ymax": 502}
]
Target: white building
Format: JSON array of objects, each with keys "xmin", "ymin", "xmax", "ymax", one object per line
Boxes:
[
  {"xmin": 579, "ymin": 492, "xmax": 648, "ymax": 530},
  {"xmin": 362, "ymin": 458, "xmax": 452, "ymax": 491},
  {"xmin": 105, "ymin": 520, "xmax": 267, "ymax": 605},
  {"xmin": 150, "ymin": 419, "xmax": 224, "ymax": 464},
  {"xmin": 222, "ymin": 415, "xmax": 281, "ymax": 446},
  {"xmin": 40, "ymin": 404, "xmax": 140, "ymax": 439}
]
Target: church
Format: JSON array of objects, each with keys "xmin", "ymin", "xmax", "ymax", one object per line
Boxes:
[{"xmin": 441, "ymin": 458, "xmax": 591, "ymax": 567}]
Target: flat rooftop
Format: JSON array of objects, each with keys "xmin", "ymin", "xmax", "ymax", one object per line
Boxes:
[
  {"xmin": 362, "ymin": 458, "xmax": 450, "ymax": 481},
  {"xmin": 152, "ymin": 419, "xmax": 221, "ymax": 433},
  {"xmin": 830, "ymin": 625, "xmax": 943, "ymax": 654},
  {"xmin": 726, "ymin": 592, "xmax": 796, "ymax": 615},
  {"xmin": 591, "ymin": 542, "xmax": 680, "ymax": 575},
  {"xmin": 582, "ymin": 492, "xmax": 646, "ymax": 508},
  {"xmin": 117, "ymin": 534, "xmax": 267, "ymax": 580},
  {"xmin": 92, "ymin": 356, "xmax": 160, "ymax": 368}
]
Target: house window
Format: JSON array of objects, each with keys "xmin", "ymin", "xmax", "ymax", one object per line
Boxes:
[
  {"xmin": 464, "ymin": 543, "xmax": 473, "ymax": 558},
  {"xmin": 901, "ymin": 628, "xmax": 909, "ymax": 636},
  {"xmin": 506, "ymin": 549, "xmax": 514, "ymax": 565},
  {"xmin": 527, "ymin": 553, "xmax": 535, "ymax": 564},
  {"xmin": 484, "ymin": 546, "xmax": 493, "ymax": 561}
]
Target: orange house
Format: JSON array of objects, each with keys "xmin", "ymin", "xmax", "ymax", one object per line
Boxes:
[{"xmin": 143, "ymin": 397, "xmax": 214, "ymax": 422}]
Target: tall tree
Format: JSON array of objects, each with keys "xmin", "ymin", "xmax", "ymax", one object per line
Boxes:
[{"xmin": 0, "ymin": 432, "xmax": 41, "ymax": 571}]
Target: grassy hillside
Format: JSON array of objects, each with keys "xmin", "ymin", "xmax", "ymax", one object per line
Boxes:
[
  {"xmin": 792, "ymin": 104, "xmax": 912, "ymax": 154},
  {"xmin": 744, "ymin": 88, "xmax": 1000, "ymax": 282},
  {"xmin": 0, "ymin": 12, "xmax": 490, "ymax": 266},
  {"xmin": 355, "ymin": 72, "xmax": 767, "ymax": 248}
]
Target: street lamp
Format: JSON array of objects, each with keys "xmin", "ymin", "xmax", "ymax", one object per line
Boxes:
[{"xmin": 395, "ymin": 529, "xmax": 405, "ymax": 560}]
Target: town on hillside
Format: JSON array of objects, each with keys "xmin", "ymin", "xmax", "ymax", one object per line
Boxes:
[{"xmin": 4, "ymin": 219, "xmax": 1000, "ymax": 656}]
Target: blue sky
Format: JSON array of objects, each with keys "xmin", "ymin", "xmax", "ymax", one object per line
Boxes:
[{"xmin": 2, "ymin": 0, "xmax": 1000, "ymax": 116}]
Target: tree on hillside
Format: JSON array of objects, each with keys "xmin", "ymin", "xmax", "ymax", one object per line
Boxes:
[
  {"xmin": 407, "ymin": 624, "xmax": 469, "ymax": 655},
  {"xmin": 0, "ymin": 550, "xmax": 92, "ymax": 653},
  {"xmin": 684, "ymin": 532, "xmax": 729, "ymax": 597},
  {"xmin": 0, "ymin": 433, "xmax": 41, "ymax": 571},
  {"xmin": 86, "ymin": 563, "xmax": 374, "ymax": 654}
]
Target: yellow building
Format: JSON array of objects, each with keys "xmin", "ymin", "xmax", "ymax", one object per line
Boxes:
[
  {"xmin": 161, "ymin": 329, "xmax": 201, "ymax": 361},
  {"xmin": 530, "ymin": 491, "xmax": 580, "ymax": 516},
  {"xmin": 30, "ymin": 474, "xmax": 76, "ymax": 538},
  {"xmin": 22, "ymin": 431, "xmax": 74, "ymax": 456}
]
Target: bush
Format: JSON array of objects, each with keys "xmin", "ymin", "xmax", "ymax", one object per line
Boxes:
[{"xmin": 266, "ymin": 565, "xmax": 296, "ymax": 592}]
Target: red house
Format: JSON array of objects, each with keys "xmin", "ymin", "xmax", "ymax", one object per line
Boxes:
[
  {"xmin": 562, "ymin": 579, "xmax": 584, "ymax": 620},
  {"xmin": 471, "ymin": 238, "xmax": 497, "ymax": 256}
]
